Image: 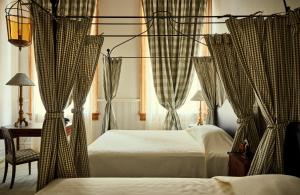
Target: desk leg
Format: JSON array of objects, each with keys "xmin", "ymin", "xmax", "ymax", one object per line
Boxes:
[{"xmin": 16, "ymin": 137, "xmax": 20, "ymax": 150}]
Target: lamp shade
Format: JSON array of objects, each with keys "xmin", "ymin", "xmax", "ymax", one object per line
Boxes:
[
  {"xmin": 191, "ymin": 90, "xmax": 205, "ymax": 101},
  {"xmin": 6, "ymin": 73, "xmax": 34, "ymax": 86}
]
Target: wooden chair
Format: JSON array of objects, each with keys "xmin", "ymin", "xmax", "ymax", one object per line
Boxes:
[{"xmin": 1, "ymin": 128, "xmax": 39, "ymax": 189}]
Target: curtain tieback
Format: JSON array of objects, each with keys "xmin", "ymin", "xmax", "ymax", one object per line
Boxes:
[
  {"xmin": 237, "ymin": 115, "xmax": 254, "ymax": 124},
  {"xmin": 45, "ymin": 112, "xmax": 64, "ymax": 119},
  {"xmin": 72, "ymin": 107, "xmax": 83, "ymax": 113},
  {"xmin": 267, "ymin": 122, "xmax": 288, "ymax": 129},
  {"xmin": 168, "ymin": 108, "xmax": 177, "ymax": 114}
]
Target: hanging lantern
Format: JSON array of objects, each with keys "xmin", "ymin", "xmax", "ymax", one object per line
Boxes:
[{"xmin": 5, "ymin": 0, "xmax": 32, "ymax": 49}]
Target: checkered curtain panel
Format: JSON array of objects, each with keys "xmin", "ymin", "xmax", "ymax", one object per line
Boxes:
[
  {"xmin": 193, "ymin": 57, "xmax": 217, "ymax": 125},
  {"xmin": 31, "ymin": 5, "xmax": 93, "ymax": 191},
  {"xmin": 35, "ymin": 0, "xmax": 96, "ymax": 16},
  {"xmin": 226, "ymin": 8, "xmax": 300, "ymax": 174},
  {"xmin": 102, "ymin": 57, "xmax": 122, "ymax": 133},
  {"xmin": 205, "ymin": 34, "xmax": 260, "ymax": 154},
  {"xmin": 70, "ymin": 35, "xmax": 104, "ymax": 177},
  {"xmin": 142, "ymin": 0, "xmax": 207, "ymax": 130}
]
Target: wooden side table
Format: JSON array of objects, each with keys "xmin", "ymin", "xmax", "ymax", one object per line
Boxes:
[{"xmin": 228, "ymin": 152, "xmax": 252, "ymax": 176}]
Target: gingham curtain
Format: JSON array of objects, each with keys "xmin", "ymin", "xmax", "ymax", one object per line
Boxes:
[
  {"xmin": 102, "ymin": 57, "xmax": 122, "ymax": 133},
  {"xmin": 205, "ymin": 34, "xmax": 260, "ymax": 154},
  {"xmin": 32, "ymin": 3, "xmax": 94, "ymax": 191},
  {"xmin": 35, "ymin": 0, "xmax": 96, "ymax": 16},
  {"xmin": 70, "ymin": 35, "xmax": 104, "ymax": 177},
  {"xmin": 193, "ymin": 57, "xmax": 217, "ymax": 125},
  {"xmin": 226, "ymin": 8, "xmax": 300, "ymax": 174},
  {"xmin": 142, "ymin": 0, "xmax": 207, "ymax": 130}
]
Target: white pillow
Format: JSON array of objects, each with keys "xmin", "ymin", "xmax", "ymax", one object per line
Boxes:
[
  {"xmin": 214, "ymin": 174, "xmax": 300, "ymax": 195},
  {"xmin": 185, "ymin": 125, "xmax": 233, "ymax": 153}
]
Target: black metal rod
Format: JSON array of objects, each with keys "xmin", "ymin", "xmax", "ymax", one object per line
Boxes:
[
  {"xmin": 101, "ymin": 34, "xmax": 206, "ymax": 37},
  {"xmin": 57, "ymin": 14, "xmax": 277, "ymax": 19},
  {"xmin": 92, "ymin": 21, "xmax": 225, "ymax": 25},
  {"xmin": 108, "ymin": 56, "xmax": 199, "ymax": 59}
]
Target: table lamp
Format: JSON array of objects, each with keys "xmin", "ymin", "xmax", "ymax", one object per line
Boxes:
[
  {"xmin": 191, "ymin": 90, "xmax": 205, "ymax": 125},
  {"xmin": 6, "ymin": 73, "xmax": 35, "ymax": 127}
]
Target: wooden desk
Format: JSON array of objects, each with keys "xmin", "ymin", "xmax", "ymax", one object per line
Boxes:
[{"xmin": 0, "ymin": 123, "xmax": 72, "ymax": 150}]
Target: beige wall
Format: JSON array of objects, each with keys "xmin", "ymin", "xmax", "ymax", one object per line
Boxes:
[
  {"xmin": 99, "ymin": 0, "xmax": 141, "ymax": 99},
  {"xmin": 94, "ymin": 0, "xmax": 145, "ymax": 133},
  {"xmin": 0, "ymin": 0, "xmax": 32, "ymax": 160},
  {"xmin": 213, "ymin": 0, "xmax": 300, "ymax": 33}
]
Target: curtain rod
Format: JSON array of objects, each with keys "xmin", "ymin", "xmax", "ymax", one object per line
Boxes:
[
  {"xmin": 57, "ymin": 14, "xmax": 278, "ymax": 19},
  {"xmin": 107, "ymin": 56, "xmax": 199, "ymax": 59},
  {"xmin": 102, "ymin": 34, "xmax": 206, "ymax": 37},
  {"xmin": 92, "ymin": 21, "xmax": 225, "ymax": 25}
]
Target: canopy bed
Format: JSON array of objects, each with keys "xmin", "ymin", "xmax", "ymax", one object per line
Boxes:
[
  {"xmin": 88, "ymin": 125, "xmax": 232, "ymax": 178},
  {"xmin": 24, "ymin": 0, "xmax": 300, "ymax": 192}
]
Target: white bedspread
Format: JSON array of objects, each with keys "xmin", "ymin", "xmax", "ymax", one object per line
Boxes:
[
  {"xmin": 88, "ymin": 130, "xmax": 206, "ymax": 177},
  {"xmin": 36, "ymin": 175, "xmax": 300, "ymax": 195},
  {"xmin": 88, "ymin": 125, "xmax": 232, "ymax": 178}
]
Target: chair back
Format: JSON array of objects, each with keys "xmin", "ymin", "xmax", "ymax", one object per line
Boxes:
[{"xmin": 1, "ymin": 128, "xmax": 16, "ymax": 162}]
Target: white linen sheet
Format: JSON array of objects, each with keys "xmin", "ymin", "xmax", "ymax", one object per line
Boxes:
[
  {"xmin": 88, "ymin": 125, "xmax": 232, "ymax": 178},
  {"xmin": 36, "ymin": 175, "xmax": 300, "ymax": 195}
]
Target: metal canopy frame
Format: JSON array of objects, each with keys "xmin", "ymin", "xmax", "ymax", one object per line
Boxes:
[{"xmin": 30, "ymin": 0, "xmax": 293, "ymax": 59}]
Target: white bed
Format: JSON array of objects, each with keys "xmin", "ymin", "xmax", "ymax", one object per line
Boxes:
[
  {"xmin": 36, "ymin": 175, "xmax": 300, "ymax": 195},
  {"xmin": 88, "ymin": 125, "xmax": 233, "ymax": 178}
]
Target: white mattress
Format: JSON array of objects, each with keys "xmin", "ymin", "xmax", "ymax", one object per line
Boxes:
[
  {"xmin": 88, "ymin": 125, "xmax": 233, "ymax": 178},
  {"xmin": 36, "ymin": 175, "xmax": 300, "ymax": 195}
]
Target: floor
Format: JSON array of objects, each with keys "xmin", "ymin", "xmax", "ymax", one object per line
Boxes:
[{"xmin": 0, "ymin": 162, "xmax": 37, "ymax": 195}]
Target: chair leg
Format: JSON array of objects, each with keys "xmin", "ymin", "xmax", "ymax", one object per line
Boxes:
[
  {"xmin": 10, "ymin": 165, "xmax": 16, "ymax": 189},
  {"xmin": 2, "ymin": 162, "xmax": 8, "ymax": 183},
  {"xmin": 28, "ymin": 162, "xmax": 31, "ymax": 175}
]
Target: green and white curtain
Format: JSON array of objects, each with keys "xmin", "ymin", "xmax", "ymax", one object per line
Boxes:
[
  {"xmin": 35, "ymin": 0, "xmax": 96, "ymax": 16},
  {"xmin": 205, "ymin": 34, "xmax": 260, "ymax": 154},
  {"xmin": 193, "ymin": 57, "xmax": 217, "ymax": 125},
  {"xmin": 32, "ymin": 1, "xmax": 96, "ymax": 190},
  {"xmin": 226, "ymin": 8, "xmax": 300, "ymax": 174},
  {"xmin": 102, "ymin": 57, "xmax": 122, "ymax": 133},
  {"xmin": 142, "ymin": 0, "xmax": 207, "ymax": 130},
  {"xmin": 70, "ymin": 35, "xmax": 104, "ymax": 177}
]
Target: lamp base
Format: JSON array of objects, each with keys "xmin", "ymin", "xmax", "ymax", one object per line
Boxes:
[
  {"xmin": 14, "ymin": 117, "xmax": 28, "ymax": 127},
  {"xmin": 197, "ymin": 116, "xmax": 203, "ymax": 125}
]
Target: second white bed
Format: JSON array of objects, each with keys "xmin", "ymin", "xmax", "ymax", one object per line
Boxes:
[{"xmin": 88, "ymin": 125, "xmax": 233, "ymax": 178}]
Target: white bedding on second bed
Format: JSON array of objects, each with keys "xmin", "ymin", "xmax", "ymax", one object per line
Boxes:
[
  {"xmin": 36, "ymin": 175, "xmax": 300, "ymax": 195},
  {"xmin": 88, "ymin": 125, "xmax": 233, "ymax": 178}
]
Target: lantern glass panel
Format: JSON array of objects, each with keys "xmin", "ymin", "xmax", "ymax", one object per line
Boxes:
[{"xmin": 6, "ymin": 15, "xmax": 32, "ymax": 48}]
